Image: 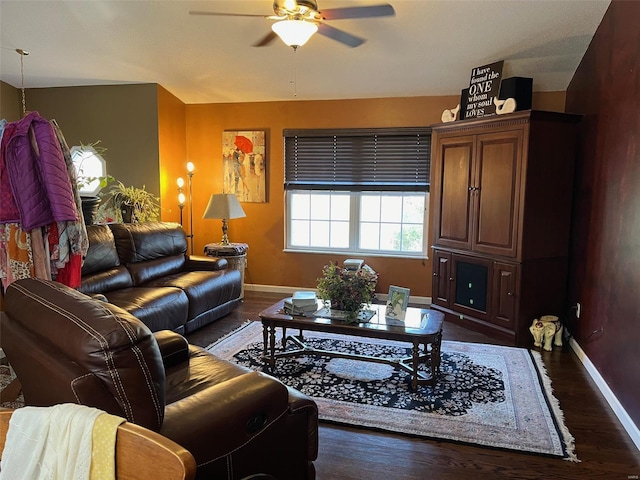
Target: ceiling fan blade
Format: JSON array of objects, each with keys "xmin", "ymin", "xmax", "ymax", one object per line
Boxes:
[
  {"xmin": 189, "ymin": 10, "xmax": 267, "ymax": 18},
  {"xmin": 253, "ymin": 31, "xmax": 279, "ymax": 47},
  {"xmin": 317, "ymin": 23, "xmax": 365, "ymax": 48},
  {"xmin": 319, "ymin": 4, "xmax": 395, "ymax": 20}
]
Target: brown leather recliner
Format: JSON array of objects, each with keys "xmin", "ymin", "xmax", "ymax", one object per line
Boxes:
[{"xmin": 2, "ymin": 278, "xmax": 318, "ymax": 480}]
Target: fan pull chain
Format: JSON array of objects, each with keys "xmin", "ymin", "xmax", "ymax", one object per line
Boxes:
[
  {"xmin": 293, "ymin": 62, "xmax": 298, "ymax": 97},
  {"xmin": 16, "ymin": 48, "xmax": 29, "ymax": 116},
  {"xmin": 290, "ymin": 47, "xmax": 298, "ymax": 97}
]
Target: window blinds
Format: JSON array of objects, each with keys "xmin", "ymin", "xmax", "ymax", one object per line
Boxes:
[{"xmin": 283, "ymin": 127, "xmax": 431, "ymax": 192}]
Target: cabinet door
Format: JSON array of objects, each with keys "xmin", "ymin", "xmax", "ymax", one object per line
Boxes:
[
  {"xmin": 451, "ymin": 254, "xmax": 492, "ymax": 322},
  {"xmin": 472, "ymin": 130, "xmax": 523, "ymax": 257},
  {"xmin": 432, "ymin": 250, "xmax": 452, "ymax": 308},
  {"xmin": 432, "ymin": 135, "xmax": 475, "ymax": 250},
  {"xmin": 492, "ymin": 262, "xmax": 518, "ymax": 329}
]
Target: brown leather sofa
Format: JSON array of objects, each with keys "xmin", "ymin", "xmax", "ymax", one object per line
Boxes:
[
  {"xmin": 2, "ymin": 278, "xmax": 319, "ymax": 479},
  {"xmin": 79, "ymin": 222, "xmax": 241, "ymax": 334}
]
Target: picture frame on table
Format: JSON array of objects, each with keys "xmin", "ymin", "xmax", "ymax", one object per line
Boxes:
[{"xmin": 385, "ymin": 285, "xmax": 410, "ymax": 321}]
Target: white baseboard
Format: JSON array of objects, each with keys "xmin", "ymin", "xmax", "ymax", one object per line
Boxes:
[
  {"xmin": 568, "ymin": 336, "xmax": 640, "ymax": 451},
  {"xmin": 244, "ymin": 284, "xmax": 431, "ymax": 305},
  {"xmin": 244, "ymin": 283, "xmax": 301, "ymax": 295}
]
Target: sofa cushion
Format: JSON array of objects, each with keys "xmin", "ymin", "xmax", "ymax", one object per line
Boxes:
[
  {"xmin": 126, "ymin": 254, "xmax": 185, "ymax": 286},
  {"xmin": 110, "ymin": 222, "xmax": 188, "ymax": 284},
  {"xmin": 110, "ymin": 222, "xmax": 187, "ymax": 262},
  {"xmin": 82, "ymin": 225, "xmax": 121, "ymax": 276},
  {"xmin": 145, "ymin": 269, "xmax": 242, "ymax": 320},
  {"xmin": 103, "ymin": 287, "xmax": 189, "ymax": 333},
  {"xmin": 79, "ymin": 265, "xmax": 133, "ymax": 294},
  {"xmin": 163, "ymin": 345, "xmax": 250, "ymax": 404}
]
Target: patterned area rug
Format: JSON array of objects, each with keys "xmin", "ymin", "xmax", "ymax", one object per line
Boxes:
[
  {"xmin": 0, "ymin": 365, "xmax": 24, "ymax": 409},
  {"xmin": 208, "ymin": 321, "xmax": 578, "ymax": 461}
]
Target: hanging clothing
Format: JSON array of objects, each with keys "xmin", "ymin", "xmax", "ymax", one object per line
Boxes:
[
  {"xmin": 0, "ymin": 120, "xmax": 20, "ymax": 223},
  {"xmin": 0, "ymin": 223, "xmax": 35, "ymax": 285},
  {"xmin": 52, "ymin": 119, "xmax": 89, "ymax": 259},
  {"xmin": 0, "ymin": 112, "xmax": 88, "ymax": 289},
  {"xmin": 5, "ymin": 111, "xmax": 78, "ymax": 231}
]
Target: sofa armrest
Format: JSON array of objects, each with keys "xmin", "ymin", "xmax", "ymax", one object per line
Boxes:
[
  {"xmin": 184, "ymin": 255, "xmax": 228, "ymax": 271},
  {"xmin": 153, "ymin": 331, "xmax": 190, "ymax": 368},
  {"xmin": 161, "ymin": 371, "xmax": 291, "ymax": 463},
  {"xmin": 88, "ymin": 293, "xmax": 109, "ymax": 302}
]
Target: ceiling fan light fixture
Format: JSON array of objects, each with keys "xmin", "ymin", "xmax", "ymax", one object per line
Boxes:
[{"xmin": 271, "ymin": 19, "xmax": 318, "ymax": 47}]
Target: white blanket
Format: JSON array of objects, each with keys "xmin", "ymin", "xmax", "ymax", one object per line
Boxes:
[{"xmin": 0, "ymin": 404, "xmax": 104, "ymax": 480}]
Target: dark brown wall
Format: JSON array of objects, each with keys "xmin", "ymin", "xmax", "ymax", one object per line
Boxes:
[
  {"xmin": 566, "ymin": 0, "xmax": 640, "ymax": 427},
  {"xmin": 0, "ymin": 81, "xmax": 21, "ymax": 121},
  {"xmin": 24, "ymin": 84, "xmax": 161, "ymax": 198}
]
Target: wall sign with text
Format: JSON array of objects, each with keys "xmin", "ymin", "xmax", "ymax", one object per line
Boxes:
[{"xmin": 463, "ymin": 60, "xmax": 504, "ymax": 119}]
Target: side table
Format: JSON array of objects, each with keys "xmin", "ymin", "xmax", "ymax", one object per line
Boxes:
[{"xmin": 204, "ymin": 242, "xmax": 248, "ymax": 299}]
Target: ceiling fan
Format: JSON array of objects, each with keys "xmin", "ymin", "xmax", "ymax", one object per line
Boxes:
[{"xmin": 189, "ymin": 0, "xmax": 395, "ymax": 49}]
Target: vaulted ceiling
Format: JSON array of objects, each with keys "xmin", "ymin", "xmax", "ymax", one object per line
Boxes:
[{"xmin": 0, "ymin": 0, "xmax": 610, "ymax": 104}]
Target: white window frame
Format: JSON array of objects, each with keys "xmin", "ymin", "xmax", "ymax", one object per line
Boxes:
[
  {"xmin": 285, "ymin": 189, "xmax": 429, "ymax": 258},
  {"xmin": 71, "ymin": 145, "xmax": 107, "ymax": 196},
  {"xmin": 283, "ymin": 127, "xmax": 431, "ymax": 258}
]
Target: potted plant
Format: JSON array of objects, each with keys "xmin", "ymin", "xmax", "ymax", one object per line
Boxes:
[
  {"xmin": 316, "ymin": 262, "xmax": 378, "ymax": 323},
  {"xmin": 98, "ymin": 181, "xmax": 160, "ymax": 223}
]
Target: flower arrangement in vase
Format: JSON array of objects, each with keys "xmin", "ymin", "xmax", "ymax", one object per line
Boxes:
[{"xmin": 316, "ymin": 262, "xmax": 378, "ymax": 323}]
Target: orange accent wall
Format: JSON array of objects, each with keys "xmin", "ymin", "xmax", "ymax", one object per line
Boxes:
[
  {"xmin": 0, "ymin": 79, "xmax": 565, "ymax": 303},
  {"xmin": 158, "ymin": 86, "xmax": 188, "ymax": 225},
  {"xmin": 179, "ymin": 93, "xmax": 565, "ymax": 297}
]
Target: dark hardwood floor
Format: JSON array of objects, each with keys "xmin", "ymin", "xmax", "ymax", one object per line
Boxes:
[{"xmin": 186, "ymin": 291, "xmax": 640, "ymax": 480}]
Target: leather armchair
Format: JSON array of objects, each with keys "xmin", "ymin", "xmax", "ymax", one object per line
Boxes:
[{"xmin": 2, "ymin": 278, "xmax": 318, "ymax": 479}]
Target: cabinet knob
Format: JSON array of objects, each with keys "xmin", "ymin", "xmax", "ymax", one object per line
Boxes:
[
  {"xmin": 507, "ymin": 292, "xmax": 513, "ymax": 296},
  {"xmin": 433, "ymin": 272, "xmax": 438, "ymax": 277},
  {"xmin": 449, "ymin": 277, "xmax": 454, "ymax": 281}
]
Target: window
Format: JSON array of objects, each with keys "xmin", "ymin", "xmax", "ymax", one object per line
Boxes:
[
  {"xmin": 71, "ymin": 144, "xmax": 107, "ymax": 196},
  {"xmin": 284, "ymin": 127, "xmax": 431, "ymax": 257}
]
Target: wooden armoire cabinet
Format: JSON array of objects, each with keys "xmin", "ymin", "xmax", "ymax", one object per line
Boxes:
[{"xmin": 430, "ymin": 111, "xmax": 580, "ymax": 346}]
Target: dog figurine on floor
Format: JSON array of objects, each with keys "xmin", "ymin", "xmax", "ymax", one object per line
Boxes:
[{"xmin": 530, "ymin": 315, "xmax": 563, "ymax": 351}]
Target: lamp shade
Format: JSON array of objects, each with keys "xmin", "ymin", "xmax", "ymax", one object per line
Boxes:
[
  {"xmin": 271, "ymin": 19, "xmax": 318, "ymax": 47},
  {"xmin": 203, "ymin": 194, "xmax": 246, "ymax": 220}
]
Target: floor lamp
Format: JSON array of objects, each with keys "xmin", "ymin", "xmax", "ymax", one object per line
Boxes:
[
  {"xmin": 186, "ymin": 162, "xmax": 195, "ymax": 254},
  {"xmin": 177, "ymin": 177, "xmax": 185, "ymax": 226}
]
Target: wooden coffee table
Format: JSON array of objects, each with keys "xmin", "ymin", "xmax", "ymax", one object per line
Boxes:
[{"xmin": 258, "ymin": 300, "xmax": 444, "ymax": 391}]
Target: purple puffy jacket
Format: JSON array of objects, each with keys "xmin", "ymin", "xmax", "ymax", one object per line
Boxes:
[{"xmin": 5, "ymin": 112, "xmax": 78, "ymax": 230}]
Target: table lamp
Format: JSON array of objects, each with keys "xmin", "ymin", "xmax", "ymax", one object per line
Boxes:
[{"xmin": 202, "ymin": 194, "xmax": 246, "ymax": 245}]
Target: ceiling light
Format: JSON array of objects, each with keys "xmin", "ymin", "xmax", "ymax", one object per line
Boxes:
[{"xmin": 271, "ymin": 19, "xmax": 318, "ymax": 48}]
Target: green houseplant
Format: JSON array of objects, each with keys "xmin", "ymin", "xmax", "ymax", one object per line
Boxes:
[
  {"xmin": 316, "ymin": 262, "xmax": 378, "ymax": 323},
  {"xmin": 97, "ymin": 181, "xmax": 160, "ymax": 223}
]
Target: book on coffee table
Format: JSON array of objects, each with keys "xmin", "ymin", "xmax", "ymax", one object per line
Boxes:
[
  {"xmin": 292, "ymin": 291, "xmax": 317, "ymax": 306},
  {"xmin": 284, "ymin": 291, "xmax": 319, "ymax": 316}
]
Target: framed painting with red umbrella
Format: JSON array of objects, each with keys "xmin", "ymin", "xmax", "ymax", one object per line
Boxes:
[{"xmin": 222, "ymin": 130, "xmax": 266, "ymax": 203}]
